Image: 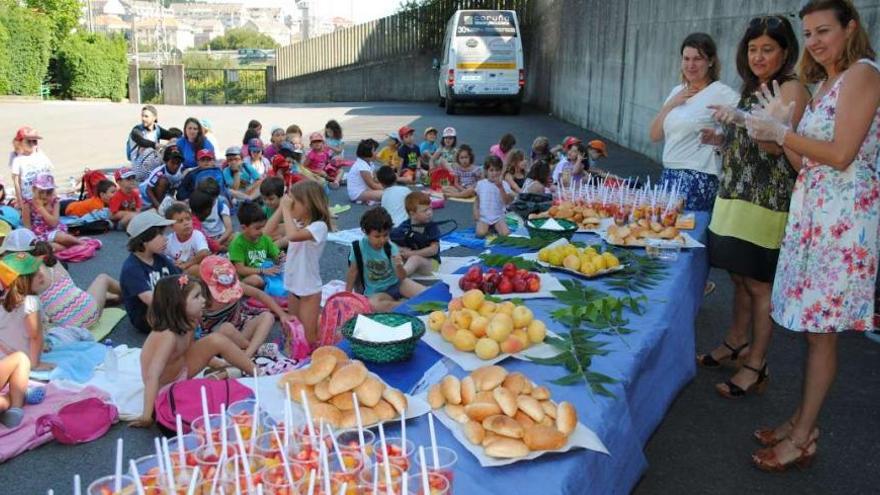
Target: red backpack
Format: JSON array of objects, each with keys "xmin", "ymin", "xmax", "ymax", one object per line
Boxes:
[
  {"xmin": 318, "ymin": 291, "xmax": 372, "ymax": 347},
  {"xmin": 79, "ymin": 169, "xmax": 111, "ymax": 200},
  {"xmin": 430, "ymin": 167, "xmax": 454, "ymax": 191}
]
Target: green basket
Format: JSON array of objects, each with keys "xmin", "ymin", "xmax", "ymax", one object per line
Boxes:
[
  {"xmin": 526, "ymin": 218, "xmax": 578, "ymax": 242},
  {"xmin": 340, "ymin": 313, "xmax": 426, "ymax": 363}
]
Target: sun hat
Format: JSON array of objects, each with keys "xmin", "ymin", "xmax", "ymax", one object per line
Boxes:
[
  {"xmin": 14, "ymin": 126, "xmax": 42, "ymax": 141},
  {"xmin": 424, "ymin": 127, "xmax": 438, "ymax": 137},
  {"xmin": 442, "ymin": 127, "xmax": 456, "ymax": 138},
  {"xmin": 164, "ymin": 148, "xmax": 183, "ymax": 162},
  {"xmin": 278, "ymin": 141, "xmax": 302, "ymax": 158},
  {"xmin": 200, "ymin": 255, "xmax": 243, "ymax": 304},
  {"xmin": 0, "ymin": 252, "xmax": 42, "ymax": 289},
  {"xmin": 398, "ymin": 126, "xmax": 415, "ymax": 139},
  {"xmin": 387, "ymin": 133, "xmax": 401, "ymax": 143},
  {"xmin": 114, "ymin": 167, "xmax": 137, "ymax": 181},
  {"xmin": 33, "ymin": 173, "xmax": 56, "ymax": 190},
  {"xmin": 563, "ymin": 137, "xmax": 582, "ymax": 150},
  {"xmin": 225, "ymin": 145, "xmax": 242, "ymax": 157},
  {"xmin": 247, "ymin": 138, "xmax": 264, "ymax": 151},
  {"xmin": 126, "ymin": 210, "xmax": 174, "ymax": 238},
  {"xmin": 588, "ymin": 139, "xmax": 608, "ymax": 157},
  {"xmin": 309, "ymin": 132, "xmax": 324, "ymax": 143},
  {"xmin": 0, "ymin": 228, "xmax": 37, "ymax": 254},
  {"xmin": 196, "ymin": 149, "xmax": 215, "ymax": 160},
  {"xmin": 0, "ymin": 220, "xmax": 11, "ymax": 239}
]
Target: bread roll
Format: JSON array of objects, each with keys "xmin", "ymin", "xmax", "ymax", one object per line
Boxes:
[
  {"xmin": 539, "ymin": 416, "xmax": 555, "ymax": 428},
  {"xmin": 278, "ymin": 368, "xmax": 308, "ymax": 387},
  {"xmin": 556, "ymin": 401, "xmax": 577, "ymax": 436},
  {"xmin": 382, "ymin": 388, "xmax": 408, "ymax": 416},
  {"xmin": 541, "ymin": 400, "xmax": 557, "ymax": 419},
  {"xmin": 372, "ymin": 399, "xmax": 397, "ymax": 422},
  {"xmin": 482, "ymin": 414, "xmax": 524, "ymax": 439},
  {"xmin": 328, "ymin": 361, "xmax": 368, "ymax": 396},
  {"xmin": 481, "ymin": 431, "xmax": 503, "ymax": 448},
  {"xmin": 471, "ymin": 365, "xmax": 507, "ymax": 391},
  {"xmin": 303, "ymin": 353, "xmax": 337, "ymax": 385},
  {"xmin": 314, "ymin": 378, "xmax": 334, "ymax": 402},
  {"xmin": 354, "ymin": 374, "xmax": 385, "ymax": 408},
  {"xmin": 339, "ymin": 410, "xmax": 358, "ymax": 429},
  {"xmin": 517, "ymin": 395, "xmax": 545, "ymax": 423},
  {"xmin": 307, "ymin": 402, "xmax": 342, "ymax": 428},
  {"xmin": 463, "ymin": 420, "xmax": 485, "ymax": 445},
  {"xmin": 531, "ymin": 386, "xmax": 551, "ymax": 401},
  {"xmin": 441, "ymin": 376, "xmax": 462, "ymax": 405},
  {"xmin": 358, "ymin": 407, "xmax": 379, "ymax": 427},
  {"xmin": 472, "ymin": 391, "xmax": 496, "ymax": 405},
  {"xmin": 501, "ymin": 372, "xmax": 528, "ymax": 395},
  {"xmin": 523, "ymin": 425, "xmax": 567, "ymax": 451},
  {"xmin": 492, "ymin": 387, "xmax": 518, "ymax": 417},
  {"xmin": 427, "ymin": 383, "xmax": 445, "ymax": 409},
  {"xmin": 460, "ymin": 376, "xmax": 476, "ymax": 405},
  {"xmin": 465, "ymin": 402, "xmax": 501, "ymax": 422},
  {"xmin": 329, "ymin": 392, "xmax": 355, "ymax": 411},
  {"xmin": 444, "ymin": 404, "xmax": 468, "ymax": 424},
  {"xmin": 312, "ymin": 346, "xmax": 348, "ymax": 365},
  {"xmin": 289, "ymin": 383, "xmax": 317, "ymax": 404},
  {"xmin": 484, "ymin": 438, "xmax": 530, "ymax": 459},
  {"xmin": 513, "ymin": 410, "xmax": 536, "ymax": 429}
]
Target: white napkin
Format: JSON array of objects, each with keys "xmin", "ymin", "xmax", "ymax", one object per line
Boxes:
[
  {"xmin": 352, "ymin": 314, "xmax": 413, "ymax": 342},
  {"xmin": 536, "ymin": 218, "xmax": 566, "ymax": 231}
]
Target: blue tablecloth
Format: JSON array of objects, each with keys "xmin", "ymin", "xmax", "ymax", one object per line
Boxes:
[{"xmin": 340, "ymin": 213, "xmax": 710, "ymax": 494}]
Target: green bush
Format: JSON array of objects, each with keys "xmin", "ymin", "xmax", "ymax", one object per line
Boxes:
[
  {"xmin": 0, "ymin": 3, "xmax": 52, "ymax": 95},
  {"xmin": 55, "ymin": 32, "xmax": 128, "ymax": 101}
]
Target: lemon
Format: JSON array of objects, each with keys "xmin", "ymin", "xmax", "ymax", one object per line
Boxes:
[
  {"xmin": 548, "ymin": 252, "xmax": 564, "ymax": 267},
  {"xmin": 580, "ymin": 259, "xmax": 597, "ymax": 276},
  {"xmin": 594, "ymin": 255, "xmax": 608, "ymax": 271},
  {"xmin": 538, "ymin": 248, "xmax": 550, "ymax": 262},
  {"xmin": 584, "ymin": 247, "xmax": 599, "ymax": 257},
  {"xmin": 603, "ymin": 252, "xmax": 620, "ymax": 268}
]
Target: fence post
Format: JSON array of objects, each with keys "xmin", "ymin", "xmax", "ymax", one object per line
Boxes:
[
  {"xmin": 128, "ymin": 63, "xmax": 141, "ymax": 104},
  {"xmin": 161, "ymin": 64, "xmax": 186, "ymax": 105},
  {"xmin": 266, "ymin": 65, "xmax": 275, "ymax": 103}
]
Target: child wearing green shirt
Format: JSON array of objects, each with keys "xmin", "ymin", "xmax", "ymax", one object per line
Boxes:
[{"xmin": 227, "ymin": 201, "xmax": 281, "ymax": 289}]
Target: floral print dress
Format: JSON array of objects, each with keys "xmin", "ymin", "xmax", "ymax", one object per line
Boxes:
[{"xmin": 771, "ymin": 60, "xmax": 880, "ymax": 333}]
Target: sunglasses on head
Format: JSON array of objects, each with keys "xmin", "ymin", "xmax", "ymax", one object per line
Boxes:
[
  {"xmin": 26, "ymin": 139, "xmax": 38, "ymax": 145},
  {"xmin": 749, "ymin": 16, "xmax": 783, "ymax": 29}
]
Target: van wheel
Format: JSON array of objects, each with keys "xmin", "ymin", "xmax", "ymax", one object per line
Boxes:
[{"xmin": 446, "ymin": 95, "xmax": 456, "ymax": 115}]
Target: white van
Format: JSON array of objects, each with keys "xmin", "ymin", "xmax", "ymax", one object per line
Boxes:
[{"xmin": 436, "ymin": 9, "xmax": 524, "ymax": 115}]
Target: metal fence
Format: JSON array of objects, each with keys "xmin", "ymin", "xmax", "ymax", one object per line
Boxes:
[
  {"xmin": 184, "ymin": 68, "xmax": 267, "ymax": 105},
  {"xmin": 276, "ymin": 0, "xmax": 529, "ymax": 80}
]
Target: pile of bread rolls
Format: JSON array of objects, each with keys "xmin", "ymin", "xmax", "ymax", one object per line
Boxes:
[
  {"xmin": 530, "ymin": 201, "xmax": 602, "ymax": 230},
  {"xmin": 606, "ymin": 221, "xmax": 685, "ymax": 247},
  {"xmin": 427, "ymin": 365, "xmax": 577, "ymax": 459},
  {"xmin": 278, "ymin": 346, "xmax": 408, "ymax": 429}
]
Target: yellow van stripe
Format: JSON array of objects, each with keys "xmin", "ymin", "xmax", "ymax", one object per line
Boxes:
[{"xmin": 456, "ymin": 62, "xmax": 517, "ymax": 69}]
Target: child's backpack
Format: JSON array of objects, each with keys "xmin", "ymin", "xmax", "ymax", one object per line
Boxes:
[
  {"xmin": 154, "ymin": 378, "xmax": 253, "ymax": 434},
  {"xmin": 349, "ymin": 239, "xmax": 391, "ymax": 294},
  {"xmin": 79, "ymin": 169, "xmax": 111, "ymax": 200},
  {"xmin": 318, "ymin": 291, "xmax": 372, "ymax": 347},
  {"xmin": 275, "ymin": 316, "xmax": 312, "ymax": 361},
  {"xmin": 430, "ymin": 167, "xmax": 454, "ymax": 191},
  {"xmin": 55, "ymin": 238, "xmax": 102, "ymax": 263},
  {"xmin": 390, "ymin": 219, "xmax": 457, "ymax": 251},
  {"xmin": 35, "ymin": 397, "xmax": 118, "ymax": 445}
]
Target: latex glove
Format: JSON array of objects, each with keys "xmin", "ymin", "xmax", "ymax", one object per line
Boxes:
[
  {"xmin": 708, "ymin": 105, "xmax": 745, "ymax": 126},
  {"xmin": 746, "ymin": 113, "xmax": 789, "ymax": 146},
  {"xmin": 753, "ymin": 80, "xmax": 795, "ymax": 125}
]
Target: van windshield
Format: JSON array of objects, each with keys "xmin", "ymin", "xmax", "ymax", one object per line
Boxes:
[{"xmin": 456, "ymin": 11, "xmax": 517, "ymax": 37}]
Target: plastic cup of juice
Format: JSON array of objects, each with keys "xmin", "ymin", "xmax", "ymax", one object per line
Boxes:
[
  {"xmin": 87, "ymin": 474, "xmax": 136, "ymax": 495},
  {"xmin": 406, "ymin": 473, "xmax": 449, "ymax": 495},
  {"xmin": 373, "ymin": 437, "xmax": 414, "ymax": 473}
]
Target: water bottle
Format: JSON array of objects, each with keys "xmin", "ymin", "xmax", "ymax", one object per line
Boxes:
[{"xmin": 103, "ymin": 340, "xmax": 118, "ymax": 374}]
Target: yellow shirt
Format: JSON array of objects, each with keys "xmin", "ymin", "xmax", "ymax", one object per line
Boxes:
[{"xmin": 376, "ymin": 146, "xmax": 402, "ymax": 169}]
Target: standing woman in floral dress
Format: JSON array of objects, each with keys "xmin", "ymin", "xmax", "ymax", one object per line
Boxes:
[{"xmin": 745, "ymin": 0, "xmax": 879, "ymax": 471}]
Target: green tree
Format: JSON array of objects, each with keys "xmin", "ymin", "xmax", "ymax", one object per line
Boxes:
[
  {"xmin": 0, "ymin": 1, "xmax": 52, "ymax": 94},
  {"xmin": 204, "ymin": 28, "xmax": 277, "ymax": 50},
  {"xmin": 55, "ymin": 32, "xmax": 128, "ymax": 100},
  {"xmin": 25, "ymin": 0, "xmax": 81, "ymax": 50}
]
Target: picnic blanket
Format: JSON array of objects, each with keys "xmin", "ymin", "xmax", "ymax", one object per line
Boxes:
[
  {"xmin": 58, "ymin": 345, "xmax": 144, "ymax": 421},
  {"xmin": 31, "ymin": 341, "xmax": 107, "ymax": 383},
  {"xmin": 89, "ymin": 308, "xmax": 126, "ymax": 342}
]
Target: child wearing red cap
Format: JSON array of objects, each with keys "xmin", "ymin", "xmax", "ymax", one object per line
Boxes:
[
  {"xmin": 396, "ymin": 126, "xmax": 421, "ymax": 184},
  {"xmin": 110, "ymin": 167, "xmax": 143, "ymax": 229}
]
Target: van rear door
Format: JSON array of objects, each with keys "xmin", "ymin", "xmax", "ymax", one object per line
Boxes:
[{"xmin": 453, "ymin": 10, "xmax": 521, "ymax": 98}]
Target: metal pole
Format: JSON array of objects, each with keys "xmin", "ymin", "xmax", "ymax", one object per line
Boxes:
[{"xmin": 132, "ymin": 15, "xmax": 141, "ymax": 103}]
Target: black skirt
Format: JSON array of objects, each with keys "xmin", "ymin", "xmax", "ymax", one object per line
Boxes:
[{"xmin": 708, "ymin": 229, "xmax": 781, "ymax": 284}]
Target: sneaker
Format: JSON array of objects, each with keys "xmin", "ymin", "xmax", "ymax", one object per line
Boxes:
[
  {"xmin": 0, "ymin": 407, "xmax": 24, "ymax": 428},
  {"xmin": 866, "ymin": 331, "xmax": 880, "ymax": 345},
  {"xmin": 329, "ymin": 204, "xmax": 351, "ymax": 216},
  {"xmin": 25, "ymin": 386, "xmax": 45, "ymax": 405}
]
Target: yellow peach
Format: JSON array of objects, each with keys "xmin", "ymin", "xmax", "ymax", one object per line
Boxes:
[{"xmin": 462, "ymin": 289, "xmax": 485, "ymax": 311}]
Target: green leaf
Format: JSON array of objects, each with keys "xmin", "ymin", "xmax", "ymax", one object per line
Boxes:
[
  {"xmin": 407, "ymin": 301, "xmax": 447, "ymax": 314},
  {"xmin": 551, "ymin": 372, "xmax": 587, "ymax": 386},
  {"xmin": 478, "ymin": 254, "xmax": 547, "ymax": 272},
  {"xmin": 489, "ymin": 236, "xmax": 552, "ymax": 250}
]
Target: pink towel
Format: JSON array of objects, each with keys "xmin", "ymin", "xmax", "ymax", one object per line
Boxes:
[{"xmin": 0, "ymin": 383, "xmax": 111, "ymax": 462}]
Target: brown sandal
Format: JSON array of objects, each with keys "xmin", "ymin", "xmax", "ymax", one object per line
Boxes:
[
  {"xmin": 696, "ymin": 340, "xmax": 750, "ymax": 368},
  {"xmin": 755, "ymin": 421, "xmax": 819, "ymax": 447},
  {"xmin": 752, "ymin": 436, "xmax": 817, "ymax": 472}
]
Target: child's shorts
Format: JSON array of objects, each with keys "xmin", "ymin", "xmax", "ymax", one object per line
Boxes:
[{"xmin": 379, "ymin": 283, "xmax": 403, "ymax": 301}]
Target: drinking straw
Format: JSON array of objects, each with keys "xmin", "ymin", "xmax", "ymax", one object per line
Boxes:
[
  {"xmin": 129, "ymin": 459, "xmax": 146, "ymax": 495},
  {"xmin": 250, "ymin": 400, "xmax": 260, "ymax": 453},
  {"xmin": 371, "ymin": 462, "xmax": 379, "ymax": 495},
  {"xmin": 257, "ymin": 484, "xmax": 264, "ymax": 495},
  {"xmin": 210, "ymin": 449, "xmax": 225, "ymax": 495},
  {"xmin": 352, "ymin": 392, "xmax": 367, "ymax": 462},
  {"xmin": 154, "ymin": 438, "xmax": 166, "ymax": 479},
  {"xmin": 272, "ymin": 426, "xmax": 296, "ymax": 490},
  {"xmin": 306, "ymin": 469, "xmax": 316, "ymax": 495},
  {"xmin": 427, "ymin": 413, "xmax": 440, "ymax": 469},
  {"xmin": 419, "ymin": 446, "xmax": 430, "ymax": 495},
  {"xmin": 73, "ymin": 475, "xmax": 81, "ymax": 495},
  {"xmin": 185, "ymin": 467, "xmax": 200, "ymax": 495},
  {"xmin": 284, "ymin": 384, "xmax": 294, "ymax": 452},
  {"xmin": 114, "ymin": 437, "xmax": 124, "ymax": 493},
  {"xmin": 336, "ymin": 483, "xmax": 348, "ymax": 495},
  {"xmin": 326, "ymin": 424, "xmax": 347, "ymax": 472},
  {"xmin": 300, "ymin": 389, "xmax": 317, "ymax": 447},
  {"xmin": 176, "ymin": 414, "xmax": 186, "ymax": 466},
  {"xmin": 233, "ymin": 456, "xmax": 242, "ymax": 495},
  {"xmin": 221, "ymin": 403, "xmax": 229, "ymax": 457},
  {"xmin": 161, "ymin": 436, "xmax": 176, "ymax": 494},
  {"xmin": 47, "ymin": 490, "xmax": 53, "ymax": 495},
  {"xmin": 319, "ymin": 425, "xmax": 332, "ymax": 495},
  {"xmin": 233, "ymin": 423, "xmax": 254, "ymax": 493},
  {"xmin": 377, "ymin": 422, "xmax": 393, "ymax": 495},
  {"xmin": 200, "ymin": 386, "xmax": 213, "ymax": 450}
]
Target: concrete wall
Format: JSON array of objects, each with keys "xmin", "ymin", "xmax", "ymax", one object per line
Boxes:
[
  {"xmin": 272, "ymin": 54, "xmax": 438, "ymax": 103},
  {"xmin": 524, "ymin": 0, "xmax": 880, "ymax": 161},
  {"xmin": 162, "ymin": 64, "xmax": 186, "ymax": 105}
]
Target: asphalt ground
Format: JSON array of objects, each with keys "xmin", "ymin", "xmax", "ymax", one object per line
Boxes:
[{"xmin": 0, "ymin": 101, "xmax": 877, "ymax": 494}]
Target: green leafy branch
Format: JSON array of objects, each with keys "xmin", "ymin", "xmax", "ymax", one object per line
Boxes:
[
  {"xmin": 407, "ymin": 301, "xmax": 447, "ymax": 314},
  {"xmin": 605, "ymin": 248, "xmax": 669, "ymax": 294},
  {"xmin": 478, "ymin": 253, "xmax": 547, "ymax": 272},
  {"xmin": 489, "ymin": 236, "xmax": 554, "ymax": 250},
  {"xmin": 527, "ymin": 329, "xmax": 617, "ymax": 397}
]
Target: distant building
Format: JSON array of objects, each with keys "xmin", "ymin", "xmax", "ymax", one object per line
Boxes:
[
  {"xmin": 241, "ymin": 19, "xmax": 289, "ymax": 46},
  {"xmin": 192, "ymin": 19, "xmax": 226, "ymax": 47},
  {"xmin": 170, "ymin": 2, "xmax": 245, "ymax": 30},
  {"xmin": 93, "ymin": 14, "xmax": 128, "ymax": 34},
  {"xmin": 134, "ymin": 17, "xmax": 195, "ymax": 51}
]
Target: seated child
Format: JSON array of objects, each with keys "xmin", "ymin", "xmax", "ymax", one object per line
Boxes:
[
  {"xmin": 431, "ymin": 127, "xmax": 458, "ymax": 170},
  {"xmin": 264, "ymin": 126, "xmax": 286, "ymax": 161},
  {"xmin": 228, "ymin": 201, "xmax": 281, "ymax": 288},
  {"xmin": 442, "ymin": 145, "xmax": 481, "ymax": 199},
  {"xmin": 32, "ymin": 241, "xmax": 121, "ymax": 329},
  {"xmin": 177, "ymin": 149, "xmax": 227, "ymax": 202},
  {"xmin": 530, "ymin": 136, "xmax": 551, "ymax": 167},
  {"xmin": 396, "ymin": 126, "xmax": 421, "ymax": 184},
  {"xmin": 131, "ymin": 275, "xmax": 255, "ymax": 428},
  {"xmin": 119, "ymin": 211, "xmax": 180, "ymax": 333},
  {"xmin": 199, "ymin": 255, "xmax": 283, "ymax": 358},
  {"xmin": 489, "ymin": 133, "xmax": 516, "ymax": 163},
  {"xmin": 142, "ymin": 147, "xmax": 184, "ymax": 212},
  {"xmin": 193, "ymin": 179, "xmax": 232, "ymax": 250},
  {"xmin": 390, "ymin": 192, "xmax": 440, "ymax": 277},
  {"xmin": 586, "ymin": 139, "xmax": 612, "ymax": 178},
  {"xmin": 111, "ymin": 167, "xmax": 143, "ymax": 228},
  {"xmin": 345, "ymin": 207, "xmax": 426, "ymax": 312},
  {"xmin": 63, "ymin": 179, "xmax": 115, "ymax": 217},
  {"xmin": 0, "ymin": 252, "xmax": 53, "ymax": 371},
  {"xmin": 223, "ymin": 145, "xmax": 261, "ymax": 202},
  {"xmin": 0, "ymin": 351, "xmax": 30, "ymax": 427},
  {"xmin": 270, "ymin": 152, "xmax": 304, "ymax": 190},
  {"xmin": 244, "ymin": 138, "xmax": 271, "ymax": 176},
  {"xmin": 419, "ymin": 127, "xmax": 438, "ymax": 170},
  {"xmin": 163, "ymin": 202, "xmax": 210, "ymax": 277},
  {"xmin": 285, "ymin": 124, "xmax": 303, "ymax": 150},
  {"xmin": 556, "ymin": 143, "xmax": 589, "ymax": 188},
  {"xmin": 474, "ymin": 155, "xmax": 515, "ymax": 238},
  {"xmin": 259, "ymin": 177, "xmax": 287, "ymax": 244},
  {"xmin": 303, "ymin": 132, "xmax": 340, "ymax": 188},
  {"xmin": 346, "ymin": 139, "xmax": 384, "ymax": 203},
  {"xmin": 521, "ymin": 160, "xmax": 553, "ymax": 195},
  {"xmin": 324, "ymin": 120, "xmax": 346, "ymax": 163},
  {"xmin": 504, "ymin": 149, "xmax": 527, "ymax": 193},
  {"xmin": 378, "ymin": 166, "xmax": 411, "ymax": 227},
  {"xmin": 551, "ymin": 137, "xmax": 581, "ymax": 184},
  {"xmin": 376, "ymin": 134, "xmax": 403, "ymax": 170},
  {"xmin": 23, "ymin": 173, "xmax": 83, "ymax": 251}
]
